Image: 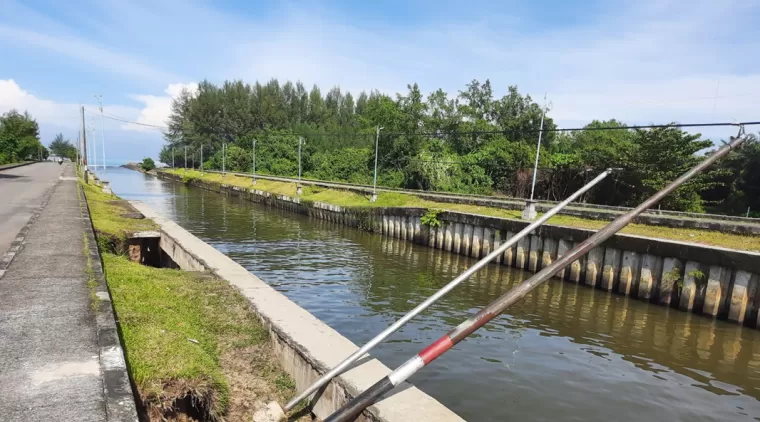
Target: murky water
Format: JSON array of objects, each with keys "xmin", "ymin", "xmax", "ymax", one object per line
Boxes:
[{"xmin": 107, "ymin": 167, "xmax": 760, "ymax": 421}]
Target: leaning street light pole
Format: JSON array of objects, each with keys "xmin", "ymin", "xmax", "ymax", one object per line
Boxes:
[
  {"xmin": 323, "ymin": 129, "xmax": 750, "ymax": 422},
  {"xmin": 371, "ymin": 126, "xmax": 383, "ymax": 202},
  {"xmin": 284, "ymin": 168, "xmax": 613, "ymax": 412},
  {"xmin": 522, "ymin": 94, "xmax": 548, "ymax": 221},
  {"xmin": 530, "ymin": 93, "xmax": 548, "ymax": 201}
]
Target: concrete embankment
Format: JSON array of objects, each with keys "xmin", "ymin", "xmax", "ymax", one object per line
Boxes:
[
  {"xmin": 129, "ymin": 200, "xmax": 464, "ymax": 422},
  {"xmin": 156, "ymin": 170, "xmax": 760, "ymax": 329},
  {"xmin": 205, "ymin": 169, "xmax": 760, "ymax": 235}
]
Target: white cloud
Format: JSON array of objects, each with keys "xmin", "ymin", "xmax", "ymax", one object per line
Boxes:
[{"xmin": 126, "ymin": 83, "xmax": 198, "ymax": 132}]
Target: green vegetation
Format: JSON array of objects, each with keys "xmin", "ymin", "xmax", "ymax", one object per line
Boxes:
[
  {"xmin": 158, "ymin": 78, "xmax": 760, "ymax": 215},
  {"xmin": 0, "ymin": 109, "xmax": 48, "ymax": 164},
  {"xmin": 81, "ymin": 177, "xmax": 304, "ymax": 421},
  {"xmin": 420, "ymin": 209, "xmax": 444, "ymax": 228},
  {"xmin": 49, "ymin": 133, "xmax": 78, "ymax": 161},
  {"xmin": 81, "ymin": 180, "xmax": 156, "ymax": 253},
  {"xmin": 140, "ymin": 157, "xmax": 156, "ymax": 171},
  {"xmin": 165, "ymin": 169, "xmax": 760, "ymax": 251}
]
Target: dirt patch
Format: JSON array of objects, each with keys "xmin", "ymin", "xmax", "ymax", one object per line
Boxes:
[{"xmin": 139, "ymin": 378, "xmax": 217, "ymax": 422}]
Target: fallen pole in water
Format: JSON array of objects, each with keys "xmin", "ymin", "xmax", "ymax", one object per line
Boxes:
[
  {"xmin": 284, "ymin": 169, "xmax": 614, "ymax": 411},
  {"xmin": 323, "ymin": 131, "xmax": 749, "ymax": 422}
]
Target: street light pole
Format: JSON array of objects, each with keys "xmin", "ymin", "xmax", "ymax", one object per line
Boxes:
[
  {"xmin": 95, "ymin": 94, "xmax": 106, "ymax": 173},
  {"xmin": 371, "ymin": 126, "xmax": 383, "ymax": 202},
  {"xmin": 530, "ymin": 93, "xmax": 548, "ymax": 201},
  {"xmin": 297, "ymin": 137, "xmax": 304, "ymax": 195},
  {"xmin": 522, "ymin": 93, "xmax": 548, "ymax": 221},
  {"xmin": 252, "ymin": 138, "xmax": 257, "ymax": 185}
]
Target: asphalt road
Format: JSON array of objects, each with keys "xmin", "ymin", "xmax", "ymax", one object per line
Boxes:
[{"xmin": 0, "ymin": 162, "xmax": 63, "ymax": 256}]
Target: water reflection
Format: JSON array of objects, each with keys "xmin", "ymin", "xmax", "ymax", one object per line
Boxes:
[{"xmin": 107, "ymin": 167, "xmax": 760, "ymax": 421}]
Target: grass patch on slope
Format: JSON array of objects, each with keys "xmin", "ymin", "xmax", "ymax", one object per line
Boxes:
[
  {"xmin": 104, "ymin": 254, "xmax": 300, "ymax": 421},
  {"xmin": 162, "ymin": 169, "xmax": 759, "ymax": 251},
  {"xmin": 83, "ymin": 176, "xmax": 305, "ymax": 421}
]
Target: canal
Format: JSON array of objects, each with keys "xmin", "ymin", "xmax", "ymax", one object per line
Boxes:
[{"xmin": 106, "ymin": 167, "xmax": 760, "ymax": 421}]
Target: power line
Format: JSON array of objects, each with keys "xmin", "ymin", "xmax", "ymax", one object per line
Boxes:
[{"xmin": 82, "ymin": 107, "xmax": 760, "ymax": 137}]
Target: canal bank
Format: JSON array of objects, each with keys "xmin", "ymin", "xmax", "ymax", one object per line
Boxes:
[
  {"xmin": 108, "ymin": 167, "xmax": 760, "ymax": 421},
  {"xmin": 154, "ymin": 169, "xmax": 760, "ymax": 329},
  {"xmin": 83, "ymin": 171, "xmax": 461, "ymax": 421}
]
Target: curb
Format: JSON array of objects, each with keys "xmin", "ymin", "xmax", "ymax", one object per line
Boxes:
[
  {"xmin": 79, "ymin": 183, "xmax": 140, "ymax": 422},
  {"xmin": 0, "ymin": 161, "xmax": 36, "ymax": 171}
]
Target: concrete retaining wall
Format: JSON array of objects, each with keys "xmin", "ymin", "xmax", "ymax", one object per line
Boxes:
[
  {"xmin": 201, "ymin": 169, "xmax": 760, "ymax": 235},
  {"xmin": 156, "ymin": 171, "xmax": 760, "ymax": 329},
  {"xmin": 130, "ymin": 201, "xmax": 463, "ymax": 422}
]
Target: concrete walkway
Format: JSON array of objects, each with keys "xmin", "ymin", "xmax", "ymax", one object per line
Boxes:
[{"xmin": 0, "ymin": 164, "xmax": 136, "ymax": 421}]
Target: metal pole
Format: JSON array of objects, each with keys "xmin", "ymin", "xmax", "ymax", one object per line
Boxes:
[
  {"xmin": 298, "ymin": 136, "xmax": 302, "ymax": 182},
  {"xmin": 172, "ymin": 147, "xmax": 175, "ymax": 169},
  {"xmin": 200, "ymin": 144, "xmax": 203, "ymax": 175},
  {"xmin": 323, "ymin": 132, "xmax": 749, "ymax": 422},
  {"xmin": 285, "ymin": 169, "xmax": 613, "ymax": 411},
  {"xmin": 222, "ymin": 143, "xmax": 226, "ymax": 175},
  {"xmin": 530, "ymin": 93, "xmax": 547, "ymax": 201},
  {"xmin": 80, "ymin": 106, "xmax": 87, "ymax": 168},
  {"xmin": 252, "ymin": 138, "xmax": 256, "ymax": 184},
  {"xmin": 184, "ymin": 145, "xmax": 187, "ymax": 173},
  {"xmin": 372, "ymin": 127, "xmax": 382, "ymax": 202},
  {"xmin": 95, "ymin": 94, "xmax": 106, "ymax": 173}
]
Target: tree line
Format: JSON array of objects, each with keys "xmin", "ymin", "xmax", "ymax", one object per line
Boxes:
[
  {"xmin": 0, "ymin": 109, "xmax": 81, "ymax": 164},
  {"xmin": 0, "ymin": 110, "xmax": 48, "ymax": 164},
  {"xmin": 159, "ymin": 79, "xmax": 759, "ymax": 215}
]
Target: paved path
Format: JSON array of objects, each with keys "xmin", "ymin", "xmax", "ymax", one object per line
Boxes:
[
  {"xmin": 0, "ymin": 163, "xmax": 136, "ymax": 421},
  {"xmin": 0, "ymin": 162, "xmax": 63, "ymax": 257}
]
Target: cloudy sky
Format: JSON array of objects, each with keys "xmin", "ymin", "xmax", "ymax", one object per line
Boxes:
[{"xmin": 1, "ymin": 0, "xmax": 758, "ymax": 164}]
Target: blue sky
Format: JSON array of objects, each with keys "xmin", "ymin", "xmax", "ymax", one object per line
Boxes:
[{"xmin": 1, "ymin": 0, "xmax": 759, "ymax": 164}]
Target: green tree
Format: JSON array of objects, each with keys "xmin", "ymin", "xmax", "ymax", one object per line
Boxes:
[
  {"xmin": 141, "ymin": 157, "xmax": 156, "ymax": 171},
  {"xmin": 49, "ymin": 133, "xmax": 78, "ymax": 161},
  {"xmin": 627, "ymin": 126, "xmax": 713, "ymax": 211}
]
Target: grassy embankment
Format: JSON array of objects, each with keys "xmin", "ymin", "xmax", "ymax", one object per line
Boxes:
[
  {"xmin": 81, "ymin": 180, "xmax": 306, "ymax": 421},
  {"xmin": 166, "ymin": 168, "xmax": 760, "ymax": 252}
]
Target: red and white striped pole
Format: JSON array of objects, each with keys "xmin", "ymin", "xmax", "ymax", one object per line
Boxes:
[{"xmin": 324, "ymin": 131, "xmax": 748, "ymax": 422}]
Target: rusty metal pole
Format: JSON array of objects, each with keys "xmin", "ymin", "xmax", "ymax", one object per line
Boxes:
[{"xmin": 323, "ymin": 131, "xmax": 749, "ymax": 422}]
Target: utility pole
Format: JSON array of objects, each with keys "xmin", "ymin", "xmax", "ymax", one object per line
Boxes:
[
  {"xmin": 81, "ymin": 106, "xmax": 88, "ymax": 169},
  {"xmin": 95, "ymin": 94, "xmax": 106, "ymax": 173},
  {"xmin": 297, "ymin": 137, "xmax": 304, "ymax": 195},
  {"xmin": 522, "ymin": 93, "xmax": 548, "ymax": 221},
  {"xmin": 371, "ymin": 126, "xmax": 383, "ymax": 202},
  {"xmin": 252, "ymin": 138, "xmax": 257, "ymax": 184}
]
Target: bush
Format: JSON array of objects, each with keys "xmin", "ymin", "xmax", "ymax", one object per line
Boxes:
[{"xmin": 141, "ymin": 157, "xmax": 156, "ymax": 171}]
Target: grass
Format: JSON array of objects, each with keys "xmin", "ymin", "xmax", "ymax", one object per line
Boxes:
[
  {"xmin": 81, "ymin": 176, "xmax": 306, "ymax": 421},
  {"xmin": 104, "ymin": 254, "xmax": 300, "ymax": 421},
  {"xmin": 81, "ymin": 180, "xmax": 157, "ymax": 253},
  {"xmin": 165, "ymin": 168, "xmax": 760, "ymax": 251}
]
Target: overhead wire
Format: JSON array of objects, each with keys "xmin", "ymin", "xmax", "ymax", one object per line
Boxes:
[{"xmin": 81, "ymin": 107, "xmax": 760, "ymax": 138}]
